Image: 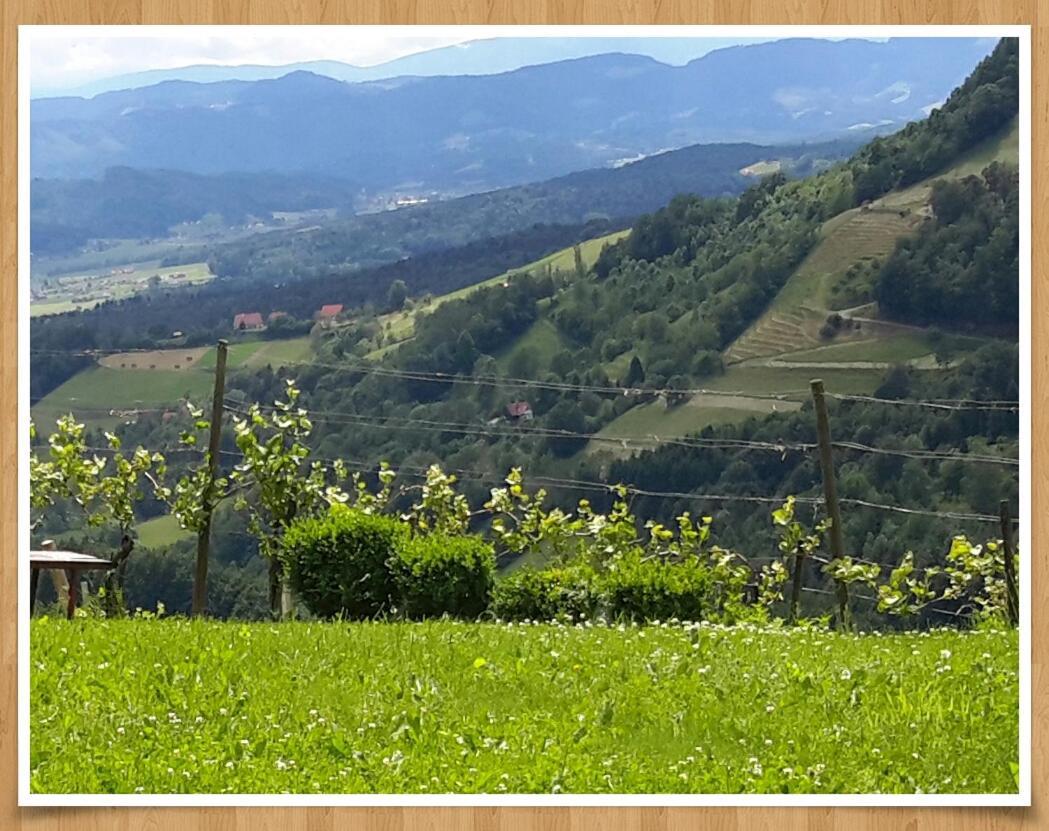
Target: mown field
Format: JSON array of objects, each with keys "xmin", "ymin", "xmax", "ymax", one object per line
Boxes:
[
  {"xmin": 135, "ymin": 513, "xmax": 194, "ymax": 549},
  {"xmin": 30, "ymin": 618, "xmax": 1018, "ymax": 795},
  {"xmin": 32, "ymin": 336, "xmax": 314, "ymax": 431}
]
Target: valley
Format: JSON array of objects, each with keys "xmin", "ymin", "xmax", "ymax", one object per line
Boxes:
[{"xmin": 29, "ymin": 36, "xmax": 1021, "ymax": 607}]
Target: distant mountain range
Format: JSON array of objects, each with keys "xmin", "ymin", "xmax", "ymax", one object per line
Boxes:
[
  {"xmin": 32, "ymin": 36, "xmax": 776, "ymax": 99},
  {"xmin": 31, "ymin": 38, "xmax": 996, "ymax": 193}
]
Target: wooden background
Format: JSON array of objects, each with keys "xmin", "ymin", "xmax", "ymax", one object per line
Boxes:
[{"xmin": 1, "ymin": 2, "xmax": 1044, "ymax": 829}]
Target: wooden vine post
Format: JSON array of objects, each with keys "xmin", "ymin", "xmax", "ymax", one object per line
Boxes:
[
  {"xmin": 999, "ymin": 499, "xmax": 1019, "ymax": 627},
  {"xmin": 810, "ymin": 379, "xmax": 851, "ymax": 630},
  {"xmin": 192, "ymin": 339, "xmax": 229, "ymax": 617}
]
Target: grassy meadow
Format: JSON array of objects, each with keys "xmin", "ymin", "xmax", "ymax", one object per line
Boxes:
[
  {"xmin": 32, "ymin": 336, "xmax": 314, "ymax": 431},
  {"xmin": 29, "ymin": 618, "xmax": 1019, "ymax": 795}
]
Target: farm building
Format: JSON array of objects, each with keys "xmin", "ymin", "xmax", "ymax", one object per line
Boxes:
[
  {"xmin": 268, "ymin": 311, "xmax": 289, "ymax": 323},
  {"xmin": 316, "ymin": 304, "xmax": 344, "ymax": 329},
  {"xmin": 506, "ymin": 401, "xmax": 534, "ymax": 421},
  {"xmin": 233, "ymin": 312, "xmax": 265, "ymax": 331}
]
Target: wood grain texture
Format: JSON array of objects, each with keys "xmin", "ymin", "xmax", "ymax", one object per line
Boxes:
[{"xmin": 1, "ymin": 2, "xmax": 1044, "ymax": 828}]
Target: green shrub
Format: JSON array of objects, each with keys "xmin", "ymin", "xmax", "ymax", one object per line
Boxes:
[
  {"xmin": 282, "ymin": 506, "xmax": 408, "ymax": 619},
  {"xmin": 601, "ymin": 549, "xmax": 718, "ymax": 622},
  {"xmin": 491, "ymin": 565, "xmax": 599, "ymax": 621},
  {"xmin": 392, "ymin": 533, "xmax": 495, "ymax": 619}
]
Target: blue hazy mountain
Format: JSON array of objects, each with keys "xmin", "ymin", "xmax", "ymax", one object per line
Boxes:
[
  {"xmin": 31, "ymin": 38, "xmax": 997, "ymax": 194},
  {"xmin": 32, "ymin": 37, "xmax": 775, "ymax": 99}
]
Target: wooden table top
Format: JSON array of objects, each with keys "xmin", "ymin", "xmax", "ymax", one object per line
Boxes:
[{"xmin": 29, "ymin": 550, "xmax": 115, "ymax": 570}]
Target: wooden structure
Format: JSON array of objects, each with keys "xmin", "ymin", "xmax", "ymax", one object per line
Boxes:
[{"xmin": 29, "ymin": 549, "xmax": 115, "ymax": 619}]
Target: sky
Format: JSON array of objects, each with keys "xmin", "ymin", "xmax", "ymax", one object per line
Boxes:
[{"xmin": 26, "ymin": 28, "xmax": 781, "ymax": 97}]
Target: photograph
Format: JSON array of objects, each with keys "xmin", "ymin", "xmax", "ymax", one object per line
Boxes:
[{"xmin": 19, "ymin": 24, "xmax": 1028, "ymax": 803}]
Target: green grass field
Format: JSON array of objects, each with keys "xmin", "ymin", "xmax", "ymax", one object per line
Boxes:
[
  {"xmin": 136, "ymin": 514, "xmax": 194, "ymax": 549},
  {"xmin": 29, "ymin": 618, "xmax": 1018, "ymax": 795},
  {"xmin": 32, "ymin": 367, "xmax": 215, "ymax": 431},
  {"xmin": 780, "ymin": 332, "xmax": 990, "ymax": 365},
  {"xmin": 34, "ymin": 337, "xmax": 315, "ymax": 431},
  {"xmin": 585, "ymin": 363, "xmax": 884, "ymax": 455},
  {"xmin": 495, "ymin": 319, "xmax": 568, "ymax": 373},
  {"xmin": 589, "ymin": 400, "xmax": 786, "ymax": 456},
  {"xmin": 196, "ymin": 337, "xmax": 313, "ymax": 371}
]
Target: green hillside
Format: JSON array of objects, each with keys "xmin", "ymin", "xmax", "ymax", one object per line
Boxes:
[
  {"xmin": 584, "ymin": 117, "xmax": 1018, "ymax": 453},
  {"xmin": 369, "ymin": 229, "xmax": 629, "ymax": 358}
]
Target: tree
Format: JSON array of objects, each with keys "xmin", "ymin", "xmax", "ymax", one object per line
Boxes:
[
  {"xmin": 507, "ymin": 346, "xmax": 541, "ymax": 380},
  {"xmin": 386, "ymin": 279, "xmax": 408, "ymax": 311},
  {"xmin": 229, "ymin": 381, "xmax": 349, "ymax": 618},
  {"xmin": 624, "ymin": 355, "xmax": 645, "ymax": 388},
  {"xmin": 543, "ymin": 400, "xmax": 588, "ymax": 458},
  {"xmin": 572, "ymin": 244, "xmax": 585, "ymax": 280},
  {"xmin": 30, "ymin": 417, "xmax": 164, "ymax": 614}
]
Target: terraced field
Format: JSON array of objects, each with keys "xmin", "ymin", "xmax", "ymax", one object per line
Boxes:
[
  {"xmin": 724, "ymin": 118, "xmax": 1017, "ymax": 368},
  {"xmin": 723, "ymin": 207, "xmax": 922, "ymax": 365}
]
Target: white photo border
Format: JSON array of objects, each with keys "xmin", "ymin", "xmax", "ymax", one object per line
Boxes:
[{"xmin": 16, "ymin": 22, "xmax": 1033, "ymax": 808}]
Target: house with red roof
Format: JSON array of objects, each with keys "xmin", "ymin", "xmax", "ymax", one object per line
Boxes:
[
  {"xmin": 233, "ymin": 312, "xmax": 265, "ymax": 331},
  {"xmin": 506, "ymin": 401, "xmax": 534, "ymax": 421},
  {"xmin": 317, "ymin": 304, "xmax": 343, "ymax": 320}
]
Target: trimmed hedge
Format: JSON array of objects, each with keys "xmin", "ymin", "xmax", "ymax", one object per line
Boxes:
[
  {"xmin": 392, "ymin": 533, "xmax": 495, "ymax": 619},
  {"xmin": 493, "ymin": 553, "xmax": 728, "ymax": 623},
  {"xmin": 286, "ymin": 505, "xmax": 739, "ymax": 623},
  {"xmin": 491, "ymin": 564, "xmax": 600, "ymax": 621},
  {"xmin": 601, "ymin": 549, "xmax": 719, "ymax": 622},
  {"xmin": 282, "ymin": 506, "xmax": 408, "ymax": 619}
]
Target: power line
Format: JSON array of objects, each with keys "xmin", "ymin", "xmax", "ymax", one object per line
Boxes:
[
  {"xmin": 226, "ymin": 401, "xmax": 1019, "ymax": 468},
  {"xmin": 799, "ymin": 585, "xmax": 969, "ymax": 619},
  {"xmin": 281, "ymin": 357, "xmax": 811, "ymax": 401},
  {"xmin": 31, "ymin": 347, "xmax": 1021, "ymax": 413},
  {"xmin": 836, "ymin": 497, "xmax": 1008, "ymax": 524},
  {"xmin": 830, "ymin": 440, "xmax": 1017, "ymax": 467},
  {"xmin": 212, "ymin": 439, "xmax": 1010, "ymax": 525},
  {"xmin": 827, "ymin": 392, "xmax": 1019, "ymax": 412},
  {"xmin": 223, "ymin": 401, "xmax": 816, "ymax": 456}
]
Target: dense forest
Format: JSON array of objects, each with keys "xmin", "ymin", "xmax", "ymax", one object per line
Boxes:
[
  {"xmin": 875, "ymin": 163, "xmax": 1019, "ymax": 327},
  {"xmin": 31, "ymin": 167, "xmax": 359, "ymax": 257}
]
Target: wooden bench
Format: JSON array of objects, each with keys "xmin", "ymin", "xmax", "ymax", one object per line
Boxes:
[{"xmin": 30, "ymin": 549, "xmax": 116, "ymax": 619}]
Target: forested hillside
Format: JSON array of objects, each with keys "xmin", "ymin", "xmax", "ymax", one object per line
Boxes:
[
  {"xmin": 875, "ymin": 164, "xmax": 1018, "ymax": 327},
  {"xmin": 31, "ymin": 167, "xmax": 358, "ymax": 257},
  {"xmin": 203, "ymin": 138, "xmax": 855, "ymax": 281}
]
